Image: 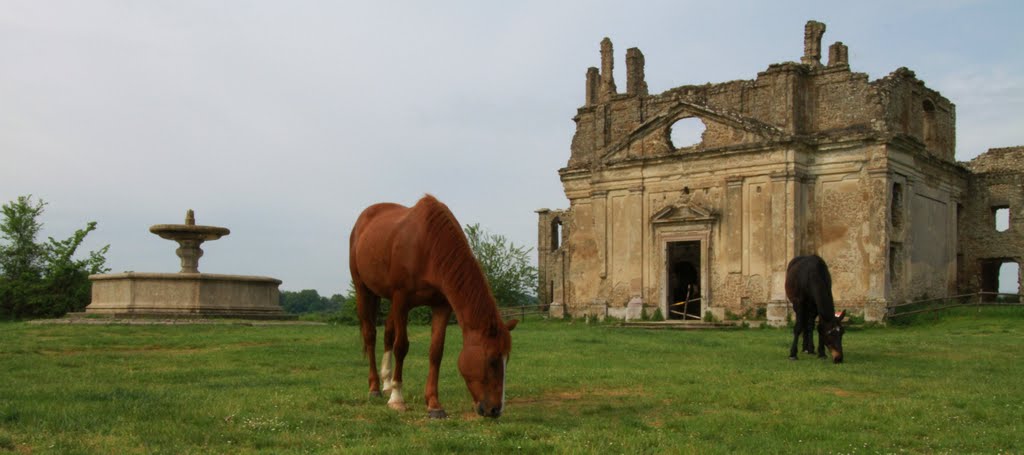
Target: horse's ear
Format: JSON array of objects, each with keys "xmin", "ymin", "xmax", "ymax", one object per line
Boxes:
[{"xmin": 505, "ymin": 319, "xmax": 519, "ymax": 332}]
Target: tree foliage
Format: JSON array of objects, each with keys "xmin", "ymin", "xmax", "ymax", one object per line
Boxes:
[
  {"xmin": 464, "ymin": 223, "xmax": 537, "ymax": 307},
  {"xmin": 279, "ymin": 289, "xmax": 344, "ymax": 315},
  {"xmin": 0, "ymin": 195, "xmax": 110, "ymax": 319}
]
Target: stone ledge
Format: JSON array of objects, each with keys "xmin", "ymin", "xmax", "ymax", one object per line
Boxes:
[
  {"xmin": 90, "ymin": 272, "xmax": 281, "ymax": 284},
  {"xmin": 33, "ymin": 314, "xmax": 310, "ymax": 325}
]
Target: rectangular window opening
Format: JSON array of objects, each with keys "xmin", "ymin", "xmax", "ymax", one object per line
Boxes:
[{"xmin": 994, "ymin": 206, "xmax": 1010, "ymax": 232}]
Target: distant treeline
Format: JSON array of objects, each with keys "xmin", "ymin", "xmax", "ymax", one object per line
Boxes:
[
  {"xmin": 279, "ymin": 289, "xmax": 346, "ymax": 314},
  {"xmin": 279, "ymin": 285, "xmax": 537, "ymax": 325}
]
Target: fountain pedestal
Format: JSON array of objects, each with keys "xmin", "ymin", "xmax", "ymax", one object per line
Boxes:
[{"xmin": 85, "ymin": 210, "xmax": 290, "ymax": 319}]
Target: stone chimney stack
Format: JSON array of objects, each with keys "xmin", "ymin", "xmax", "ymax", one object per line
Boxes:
[
  {"xmin": 599, "ymin": 37, "xmax": 617, "ymax": 102},
  {"xmin": 625, "ymin": 47, "xmax": 648, "ymax": 97},
  {"xmin": 828, "ymin": 41, "xmax": 849, "ymax": 67},
  {"xmin": 801, "ymin": 20, "xmax": 826, "ymax": 67},
  {"xmin": 585, "ymin": 67, "xmax": 599, "ymax": 106}
]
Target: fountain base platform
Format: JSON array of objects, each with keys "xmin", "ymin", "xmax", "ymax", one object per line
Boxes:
[{"xmin": 86, "ymin": 272, "xmax": 292, "ymax": 320}]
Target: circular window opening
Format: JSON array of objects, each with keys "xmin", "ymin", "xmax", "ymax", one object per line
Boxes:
[{"xmin": 669, "ymin": 117, "xmax": 706, "ymax": 149}]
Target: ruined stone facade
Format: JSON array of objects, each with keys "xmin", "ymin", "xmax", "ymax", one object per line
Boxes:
[
  {"xmin": 537, "ymin": 21, "xmax": 1023, "ymax": 323},
  {"xmin": 960, "ymin": 146, "xmax": 1024, "ymax": 298}
]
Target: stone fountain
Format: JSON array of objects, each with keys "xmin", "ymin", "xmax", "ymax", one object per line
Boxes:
[
  {"xmin": 150, "ymin": 209, "xmax": 229, "ymax": 273},
  {"xmin": 85, "ymin": 210, "xmax": 290, "ymax": 319}
]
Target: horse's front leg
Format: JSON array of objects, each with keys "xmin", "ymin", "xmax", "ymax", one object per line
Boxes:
[
  {"xmin": 380, "ymin": 316, "xmax": 396, "ymax": 394},
  {"xmin": 802, "ymin": 313, "xmax": 815, "ymax": 354},
  {"xmin": 816, "ymin": 323, "xmax": 827, "ymax": 359},
  {"xmin": 789, "ymin": 304, "xmax": 801, "ymax": 360},
  {"xmin": 387, "ymin": 294, "xmax": 411, "ymax": 412},
  {"xmin": 425, "ymin": 304, "xmax": 453, "ymax": 419}
]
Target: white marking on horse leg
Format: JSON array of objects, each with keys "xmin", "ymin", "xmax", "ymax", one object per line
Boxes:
[
  {"xmin": 387, "ymin": 381, "xmax": 406, "ymax": 411},
  {"xmin": 380, "ymin": 351, "xmax": 394, "ymax": 393}
]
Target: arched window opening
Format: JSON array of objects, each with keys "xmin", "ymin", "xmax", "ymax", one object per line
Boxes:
[
  {"xmin": 669, "ymin": 117, "xmax": 706, "ymax": 149},
  {"xmin": 890, "ymin": 182, "xmax": 904, "ymax": 230},
  {"xmin": 922, "ymin": 99, "xmax": 937, "ymax": 149},
  {"xmin": 550, "ymin": 218, "xmax": 563, "ymax": 251}
]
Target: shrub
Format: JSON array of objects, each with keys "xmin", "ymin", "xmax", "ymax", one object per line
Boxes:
[{"xmin": 0, "ymin": 196, "xmax": 109, "ymax": 319}]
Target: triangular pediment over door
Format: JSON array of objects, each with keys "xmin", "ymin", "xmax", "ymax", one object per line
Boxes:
[{"xmin": 651, "ymin": 200, "xmax": 717, "ymax": 226}]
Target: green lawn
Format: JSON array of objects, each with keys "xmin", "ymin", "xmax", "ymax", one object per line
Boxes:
[{"xmin": 1, "ymin": 308, "xmax": 1022, "ymax": 454}]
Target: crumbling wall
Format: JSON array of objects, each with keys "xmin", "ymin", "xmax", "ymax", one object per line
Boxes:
[
  {"xmin": 960, "ymin": 147, "xmax": 1024, "ymax": 293},
  {"xmin": 874, "ymin": 68, "xmax": 957, "ymax": 162}
]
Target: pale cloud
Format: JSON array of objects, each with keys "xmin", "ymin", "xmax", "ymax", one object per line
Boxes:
[{"xmin": 935, "ymin": 67, "xmax": 1024, "ymax": 159}]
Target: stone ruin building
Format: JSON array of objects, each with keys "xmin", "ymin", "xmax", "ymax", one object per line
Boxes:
[{"xmin": 536, "ymin": 20, "xmax": 1024, "ymax": 324}]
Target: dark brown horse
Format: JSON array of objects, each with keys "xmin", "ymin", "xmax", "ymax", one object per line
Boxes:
[
  {"xmin": 349, "ymin": 195, "xmax": 517, "ymax": 418},
  {"xmin": 785, "ymin": 255, "xmax": 846, "ymax": 363}
]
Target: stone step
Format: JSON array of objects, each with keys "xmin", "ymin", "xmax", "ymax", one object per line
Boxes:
[{"xmin": 616, "ymin": 320, "xmax": 762, "ymax": 330}]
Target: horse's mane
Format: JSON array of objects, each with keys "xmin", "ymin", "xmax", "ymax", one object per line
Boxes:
[{"xmin": 414, "ymin": 195, "xmax": 502, "ymax": 331}]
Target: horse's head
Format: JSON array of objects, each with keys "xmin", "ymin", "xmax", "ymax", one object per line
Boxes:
[
  {"xmin": 819, "ymin": 310, "xmax": 846, "ymax": 363},
  {"xmin": 458, "ymin": 319, "xmax": 518, "ymax": 418}
]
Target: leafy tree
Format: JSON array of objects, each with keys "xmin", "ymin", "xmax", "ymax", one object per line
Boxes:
[
  {"xmin": 0, "ymin": 196, "xmax": 110, "ymax": 319},
  {"xmin": 463, "ymin": 223, "xmax": 538, "ymax": 307},
  {"xmin": 281, "ymin": 289, "xmax": 327, "ymax": 314},
  {"xmin": 279, "ymin": 289, "xmax": 344, "ymax": 314}
]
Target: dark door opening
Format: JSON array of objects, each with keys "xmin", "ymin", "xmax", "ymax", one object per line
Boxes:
[{"xmin": 667, "ymin": 241, "xmax": 701, "ymax": 320}]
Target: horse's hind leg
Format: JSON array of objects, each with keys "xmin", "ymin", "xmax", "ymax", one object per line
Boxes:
[
  {"xmin": 355, "ymin": 281, "xmax": 382, "ymax": 398},
  {"xmin": 425, "ymin": 304, "xmax": 453, "ymax": 418}
]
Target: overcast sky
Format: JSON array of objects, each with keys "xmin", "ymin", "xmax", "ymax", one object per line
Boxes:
[{"xmin": 2, "ymin": 1, "xmax": 1022, "ymax": 296}]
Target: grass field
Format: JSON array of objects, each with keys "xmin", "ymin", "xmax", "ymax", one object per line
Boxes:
[{"xmin": 1, "ymin": 308, "xmax": 1022, "ymax": 454}]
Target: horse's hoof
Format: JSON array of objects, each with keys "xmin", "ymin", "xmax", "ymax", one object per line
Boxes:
[
  {"xmin": 428, "ymin": 409, "xmax": 448, "ymax": 419},
  {"xmin": 369, "ymin": 391, "xmax": 382, "ymax": 398},
  {"xmin": 788, "ymin": 356, "xmax": 798, "ymax": 361},
  {"xmin": 388, "ymin": 401, "xmax": 408, "ymax": 412}
]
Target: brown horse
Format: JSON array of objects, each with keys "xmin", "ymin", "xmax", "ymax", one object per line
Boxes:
[{"xmin": 349, "ymin": 195, "xmax": 518, "ymax": 419}]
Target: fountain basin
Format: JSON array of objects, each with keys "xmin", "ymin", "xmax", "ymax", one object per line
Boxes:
[
  {"xmin": 86, "ymin": 272, "xmax": 290, "ymax": 319},
  {"xmin": 149, "ymin": 224, "xmax": 229, "ymax": 241}
]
